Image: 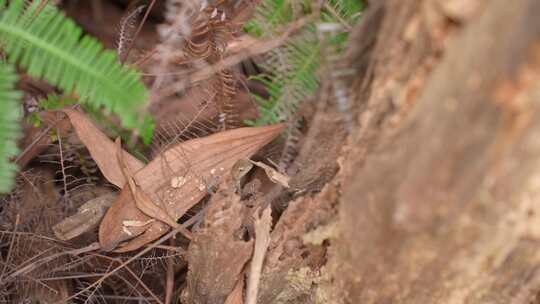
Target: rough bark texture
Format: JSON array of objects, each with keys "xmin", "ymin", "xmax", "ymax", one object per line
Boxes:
[
  {"xmin": 337, "ymin": 0, "xmax": 540, "ymax": 303},
  {"xmin": 181, "ymin": 0, "xmax": 540, "ymax": 303},
  {"xmin": 182, "ymin": 191, "xmax": 253, "ymax": 304}
]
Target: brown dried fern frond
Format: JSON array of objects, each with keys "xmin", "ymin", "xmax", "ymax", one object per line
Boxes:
[
  {"xmin": 117, "ymin": 5, "xmax": 146, "ymax": 62},
  {"xmin": 178, "ymin": 1, "xmax": 241, "ymax": 131},
  {"xmin": 150, "ymin": 0, "xmax": 246, "ymax": 135},
  {"xmin": 184, "ymin": 3, "xmax": 233, "ymax": 61},
  {"xmin": 214, "ymin": 69, "xmax": 240, "ymax": 130}
]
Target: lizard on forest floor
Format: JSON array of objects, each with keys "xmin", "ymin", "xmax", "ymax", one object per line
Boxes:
[{"xmin": 230, "ymin": 158, "xmax": 255, "ymax": 194}]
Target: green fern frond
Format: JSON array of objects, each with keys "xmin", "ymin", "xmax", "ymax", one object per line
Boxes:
[
  {"xmin": 0, "ymin": 0, "xmax": 148, "ymax": 128},
  {"xmin": 245, "ymin": 0, "xmax": 363, "ymax": 125},
  {"xmin": 253, "ymin": 28, "xmax": 320, "ymax": 125},
  {"xmin": 0, "ymin": 63, "xmax": 21, "ymax": 193}
]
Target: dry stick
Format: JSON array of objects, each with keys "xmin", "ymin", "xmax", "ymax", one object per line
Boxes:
[
  {"xmin": 7, "ymin": 245, "xmax": 57, "ymax": 277},
  {"xmin": 165, "ymin": 239, "xmax": 175, "ymax": 304},
  {"xmin": 245, "ymin": 207, "xmax": 273, "ymax": 304},
  {"xmin": 57, "ymin": 223, "xmax": 193, "ymax": 304},
  {"xmin": 56, "ymin": 127, "xmax": 69, "ymax": 200},
  {"xmin": 152, "ymin": 244, "xmax": 186, "ymax": 253},
  {"xmin": 134, "ymin": 35, "xmax": 254, "ymax": 69},
  {"xmin": 122, "ymin": 0, "xmax": 156, "ymax": 63},
  {"xmin": 31, "ymin": 0, "xmax": 50, "ymax": 20}
]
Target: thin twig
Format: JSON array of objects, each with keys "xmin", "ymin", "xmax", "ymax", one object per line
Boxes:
[
  {"xmin": 31, "ymin": 0, "xmax": 50, "ymax": 20},
  {"xmin": 132, "ymin": 48, "xmax": 158, "ymax": 68},
  {"xmin": 56, "ymin": 127, "xmax": 69, "ymax": 200},
  {"xmin": 165, "ymin": 239, "xmax": 175, "ymax": 304}
]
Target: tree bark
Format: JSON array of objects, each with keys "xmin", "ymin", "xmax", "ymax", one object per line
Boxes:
[{"xmin": 337, "ymin": 0, "xmax": 540, "ymax": 303}]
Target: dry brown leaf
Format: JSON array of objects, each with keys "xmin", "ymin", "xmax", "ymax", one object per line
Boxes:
[
  {"xmin": 249, "ymin": 160, "xmax": 290, "ymax": 188},
  {"xmin": 115, "ymin": 137, "xmax": 193, "ymax": 241},
  {"xmin": 62, "ymin": 109, "xmax": 145, "ymax": 188},
  {"xmin": 102, "ymin": 123, "xmax": 283, "ymax": 252},
  {"xmin": 62, "ymin": 108, "xmax": 283, "ymax": 252}
]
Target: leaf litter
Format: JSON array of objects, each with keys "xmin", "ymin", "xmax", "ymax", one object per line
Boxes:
[
  {"xmin": 1, "ymin": 0, "xmax": 356, "ymax": 302},
  {"xmin": 62, "ymin": 108, "xmax": 284, "ymax": 252}
]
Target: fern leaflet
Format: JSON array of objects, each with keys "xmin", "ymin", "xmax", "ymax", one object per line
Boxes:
[
  {"xmin": 245, "ymin": 0, "xmax": 363, "ymax": 125},
  {"xmin": 0, "ymin": 0, "xmax": 148, "ymax": 128},
  {"xmin": 0, "ymin": 63, "xmax": 21, "ymax": 193}
]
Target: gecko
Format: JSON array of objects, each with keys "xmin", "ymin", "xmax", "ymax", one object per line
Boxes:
[{"xmin": 230, "ymin": 158, "xmax": 254, "ymax": 194}]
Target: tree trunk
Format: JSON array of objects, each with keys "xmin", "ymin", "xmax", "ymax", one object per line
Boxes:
[{"xmin": 336, "ymin": 0, "xmax": 540, "ymax": 302}]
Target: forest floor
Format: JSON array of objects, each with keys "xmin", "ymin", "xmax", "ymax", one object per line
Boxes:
[{"xmin": 0, "ymin": 1, "xmax": 355, "ymax": 303}]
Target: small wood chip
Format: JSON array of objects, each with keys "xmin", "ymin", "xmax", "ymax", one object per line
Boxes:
[
  {"xmin": 53, "ymin": 193, "xmax": 117, "ymax": 241},
  {"xmin": 245, "ymin": 206, "xmax": 273, "ymax": 304}
]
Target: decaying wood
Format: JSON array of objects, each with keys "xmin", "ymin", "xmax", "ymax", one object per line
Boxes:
[
  {"xmin": 53, "ymin": 192, "xmax": 117, "ymax": 241},
  {"xmin": 181, "ymin": 184, "xmax": 254, "ymax": 304},
  {"xmin": 257, "ymin": 186, "xmax": 339, "ymax": 304},
  {"xmin": 239, "ymin": 105, "xmax": 347, "ymax": 304},
  {"xmin": 225, "ymin": 278, "xmax": 245, "ymax": 304},
  {"xmin": 336, "ymin": 0, "xmax": 540, "ymax": 302}
]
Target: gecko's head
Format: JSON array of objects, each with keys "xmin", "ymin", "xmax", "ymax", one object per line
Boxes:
[{"xmin": 231, "ymin": 159, "xmax": 253, "ymax": 180}]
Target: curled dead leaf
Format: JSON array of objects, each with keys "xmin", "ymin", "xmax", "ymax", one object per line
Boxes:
[
  {"xmin": 62, "ymin": 109, "xmax": 145, "ymax": 188},
  {"xmin": 103, "ymin": 123, "xmax": 284, "ymax": 252},
  {"xmin": 249, "ymin": 160, "xmax": 290, "ymax": 188}
]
